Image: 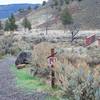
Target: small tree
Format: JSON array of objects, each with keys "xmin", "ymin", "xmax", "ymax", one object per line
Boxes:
[
  {"xmin": 61, "ymin": 8, "xmax": 73, "ymax": 26},
  {"xmin": 4, "ymin": 14, "xmax": 17, "ymax": 31},
  {"xmin": 68, "ymin": 22, "xmax": 80, "ymax": 43},
  {"xmin": 22, "ymin": 17, "xmax": 31, "ymax": 31},
  {"xmin": 9, "ymin": 14, "xmax": 17, "ymax": 31},
  {"xmin": 60, "ymin": 7, "xmax": 73, "ymax": 33},
  {"xmin": 42, "ymin": 1, "xmax": 47, "ymax": 6}
]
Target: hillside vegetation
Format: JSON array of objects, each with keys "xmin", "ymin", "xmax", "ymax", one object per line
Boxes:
[{"xmin": 16, "ymin": 0, "xmax": 100, "ymax": 30}]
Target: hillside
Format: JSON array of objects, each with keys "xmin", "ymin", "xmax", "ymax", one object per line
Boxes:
[
  {"xmin": 0, "ymin": 4, "xmax": 40, "ymax": 19},
  {"xmin": 73, "ymin": 0, "xmax": 100, "ymax": 29},
  {"xmin": 17, "ymin": 0, "xmax": 100, "ymax": 30},
  {"xmin": 1, "ymin": 0, "xmax": 100, "ymax": 29},
  {"xmin": 16, "ymin": 7, "xmax": 62, "ymax": 30}
]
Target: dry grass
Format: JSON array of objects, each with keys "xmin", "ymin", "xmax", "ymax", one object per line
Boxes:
[
  {"xmin": 31, "ymin": 42, "xmax": 95, "ymax": 87},
  {"xmin": 32, "ymin": 42, "xmax": 69, "ymax": 67}
]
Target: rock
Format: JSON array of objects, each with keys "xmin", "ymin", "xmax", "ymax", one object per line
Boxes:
[
  {"xmin": 15, "ymin": 51, "xmax": 32, "ymax": 68},
  {"xmin": 16, "ymin": 64, "xmax": 26, "ymax": 69}
]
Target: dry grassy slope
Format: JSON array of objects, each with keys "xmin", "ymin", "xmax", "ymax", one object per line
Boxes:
[
  {"xmin": 73, "ymin": 0, "xmax": 100, "ymax": 29},
  {"xmin": 27, "ymin": 7, "xmax": 63, "ymax": 29},
  {"xmin": 27, "ymin": 8, "xmax": 49, "ymax": 28},
  {"xmin": 16, "ymin": 0, "xmax": 100, "ymax": 30},
  {"xmin": 16, "ymin": 8, "xmax": 55, "ymax": 29},
  {"xmin": 15, "ymin": 10, "xmax": 32, "ymax": 21},
  {"xmin": 33, "ymin": 0, "xmax": 100, "ymax": 30}
]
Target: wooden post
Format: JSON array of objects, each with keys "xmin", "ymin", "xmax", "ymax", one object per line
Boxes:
[
  {"xmin": 51, "ymin": 65, "xmax": 55, "ymax": 88},
  {"xmin": 47, "ymin": 48, "xmax": 56, "ymax": 88},
  {"xmin": 51, "ymin": 49, "xmax": 55, "ymax": 88}
]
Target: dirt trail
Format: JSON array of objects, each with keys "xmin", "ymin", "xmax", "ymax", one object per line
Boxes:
[{"xmin": 0, "ymin": 57, "xmax": 49, "ymax": 100}]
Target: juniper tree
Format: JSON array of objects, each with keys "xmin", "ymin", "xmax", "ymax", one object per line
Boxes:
[
  {"xmin": 60, "ymin": 7, "xmax": 73, "ymax": 33},
  {"xmin": 8, "ymin": 14, "xmax": 17, "ymax": 31},
  {"xmin": 42, "ymin": 1, "xmax": 47, "ymax": 6},
  {"xmin": 4, "ymin": 14, "xmax": 17, "ymax": 31},
  {"xmin": 22, "ymin": 17, "xmax": 32, "ymax": 31},
  {"xmin": 61, "ymin": 8, "xmax": 73, "ymax": 26}
]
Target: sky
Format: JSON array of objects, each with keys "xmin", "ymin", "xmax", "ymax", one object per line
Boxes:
[{"xmin": 0, "ymin": 0, "xmax": 48, "ymax": 5}]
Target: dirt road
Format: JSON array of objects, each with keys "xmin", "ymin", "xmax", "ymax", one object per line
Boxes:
[{"xmin": 0, "ymin": 57, "xmax": 49, "ymax": 100}]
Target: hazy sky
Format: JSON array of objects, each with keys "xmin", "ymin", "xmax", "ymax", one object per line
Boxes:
[{"xmin": 0, "ymin": 0, "xmax": 48, "ymax": 5}]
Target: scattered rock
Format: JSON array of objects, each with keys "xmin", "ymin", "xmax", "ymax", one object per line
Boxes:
[{"xmin": 15, "ymin": 51, "xmax": 32, "ymax": 69}]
